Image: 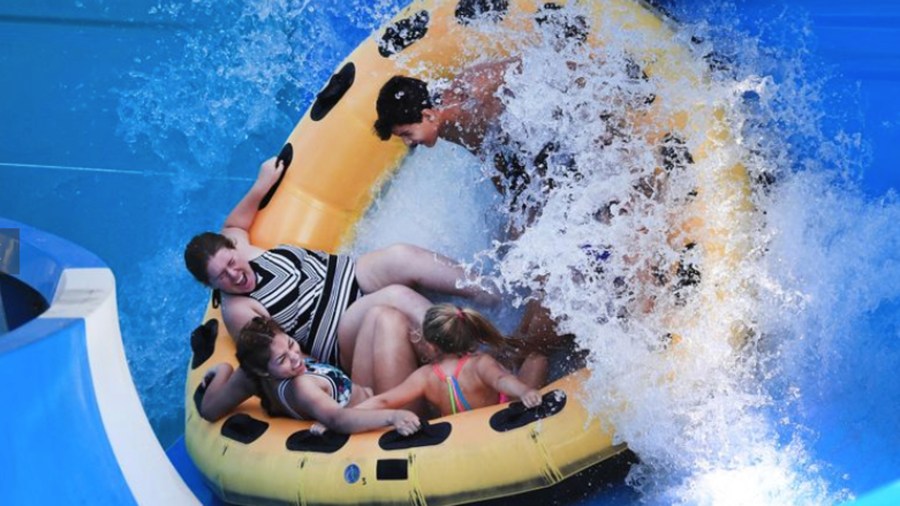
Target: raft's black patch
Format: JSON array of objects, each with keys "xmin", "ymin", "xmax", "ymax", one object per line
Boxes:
[
  {"xmin": 378, "ymin": 421, "xmax": 452, "ymax": 450},
  {"xmin": 677, "ymin": 243, "xmax": 700, "ymax": 279},
  {"xmin": 490, "ymin": 390, "xmax": 567, "ymax": 432},
  {"xmin": 376, "ymin": 459, "xmax": 408, "ymax": 480},
  {"xmin": 704, "ymin": 50, "xmax": 733, "ymax": 73},
  {"xmin": 258, "ymin": 143, "xmax": 292, "ymax": 210},
  {"xmin": 455, "ymin": 0, "xmax": 508, "ymax": 25},
  {"xmin": 757, "ymin": 171, "xmax": 777, "ymax": 188},
  {"xmin": 190, "ymin": 319, "xmax": 218, "ymax": 369},
  {"xmin": 285, "ymin": 429, "xmax": 350, "ymax": 453},
  {"xmin": 641, "ymin": 0, "xmax": 677, "ymax": 22},
  {"xmin": 378, "ymin": 10, "xmax": 429, "ymax": 57},
  {"xmin": 660, "ymin": 133, "xmax": 694, "ymax": 173},
  {"xmin": 690, "ymin": 36, "xmax": 734, "ymax": 74},
  {"xmin": 676, "ymin": 261, "xmax": 702, "ymax": 288},
  {"xmin": 221, "ymin": 414, "xmax": 269, "ymax": 444},
  {"xmin": 310, "ymin": 62, "xmax": 355, "ymax": 121},
  {"xmin": 535, "ymin": 3, "xmax": 589, "ymax": 43},
  {"xmin": 674, "ymin": 243, "xmax": 701, "ymax": 306},
  {"xmin": 625, "ymin": 57, "xmax": 656, "ymax": 104}
]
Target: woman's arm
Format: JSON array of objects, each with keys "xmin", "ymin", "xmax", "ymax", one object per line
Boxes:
[
  {"xmin": 294, "ymin": 377, "xmax": 421, "ymax": 435},
  {"xmin": 354, "ymin": 367, "xmax": 430, "ymax": 411},
  {"xmin": 475, "ymin": 355, "xmax": 543, "ymax": 408},
  {"xmin": 220, "ymin": 295, "xmax": 268, "ymax": 341},
  {"xmin": 221, "ymin": 156, "xmax": 285, "ymax": 244},
  {"xmin": 199, "ymin": 363, "xmax": 257, "ymax": 421}
]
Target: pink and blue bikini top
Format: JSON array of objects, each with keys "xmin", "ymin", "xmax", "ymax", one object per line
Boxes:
[{"xmin": 431, "ymin": 354, "xmax": 508, "ymax": 415}]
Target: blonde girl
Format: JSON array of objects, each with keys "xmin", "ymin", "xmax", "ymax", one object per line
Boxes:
[{"xmin": 356, "ymin": 304, "xmax": 543, "ymax": 417}]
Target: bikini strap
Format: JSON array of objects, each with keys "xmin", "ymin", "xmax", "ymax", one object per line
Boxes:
[
  {"xmin": 453, "ymin": 354, "xmax": 470, "ymax": 377},
  {"xmin": 432, "ymin": 355, "xmax": 473, "ymax": 414}
]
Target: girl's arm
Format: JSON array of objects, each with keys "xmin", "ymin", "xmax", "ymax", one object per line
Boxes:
[
  {"xmin": 475, "ymin": 355, "xmax": 543, "ymax": 408},
  {"xmin": 294, "ymin": 377, "xmax": 421, "ymax": 435},
  {"xmin": 199, "ymin": 363, "xmax": 257, "ymax": 421},
  {"xmin": 221, "ymin": 156, "xmax": 285, "ymax": 244},
  {"xmin": 354, "ymin": 367, "xmax": 431, "ymax": 411}
]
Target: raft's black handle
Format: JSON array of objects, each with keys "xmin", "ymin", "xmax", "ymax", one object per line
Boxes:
[
  {"xmin": 258, "ymin": 143, "xmax": 293, "ymax": 211},
  {"xmin": 378, "ymin": 420, "xmax": 452, "ymax": 450},
  {"xmin": 310, "ymin": 63, "xmax": 355, "ymax": 121},
  {"xmin": 489, "ymin": 389, "xmax": 567, "ymax": 432},
  {"xmin": 286, "ymin": 428, "xmax": 350, "ymax": 454},
  {"xmin": 190, "ymin": 319, "xmax": 219, "ymax": 369}
]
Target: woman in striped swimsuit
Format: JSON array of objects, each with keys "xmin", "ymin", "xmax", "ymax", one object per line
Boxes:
[{"xmin": 187, "ymin": 157, "xmax": 497, "ymax": 421}]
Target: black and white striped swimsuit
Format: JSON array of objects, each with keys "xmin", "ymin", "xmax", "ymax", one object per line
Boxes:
[{"xmin": 246, "ymin": 245, "xmax": 362, "ymax": 365}]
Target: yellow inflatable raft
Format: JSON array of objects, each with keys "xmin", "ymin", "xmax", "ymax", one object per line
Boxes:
[{"xmin": 184, "ymin": 0, "xmax": 753, "ymax": 504}]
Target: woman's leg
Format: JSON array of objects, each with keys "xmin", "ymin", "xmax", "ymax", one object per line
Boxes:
[
  {"xmin": 337, "ymin": 284, "xmax": 436, "ymax": 364},
  {"xmin": 355, "ymin": 244, "xmax": 498, "ymax": 304},
  {"xmin": 344, "ymin": 305, "xmax": 427, "ymax": 414}
]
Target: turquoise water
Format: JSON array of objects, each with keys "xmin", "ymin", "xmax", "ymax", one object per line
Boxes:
[{"xmin": 2, "ymin": 1, "xmax": 899, "ymax": 504}]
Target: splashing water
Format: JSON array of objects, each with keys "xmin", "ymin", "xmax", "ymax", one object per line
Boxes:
[{"xmin": 118, "ymin": 1, "xmax": 900, "ymax": 504}]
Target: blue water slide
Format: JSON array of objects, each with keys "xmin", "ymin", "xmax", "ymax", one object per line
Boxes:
[{"xmin": 0, "ymin": 218, "xmax": 199, "ymax": 504}]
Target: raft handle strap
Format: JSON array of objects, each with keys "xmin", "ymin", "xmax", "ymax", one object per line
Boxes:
[
  {"xmin": 221, "ymin": 413, "xmax": 269, "ymax": 444},
  {"xmin": 378, "ymin": 420, "xmax": 452, "ymax": 451},
  {"xmin": 258, "ymin": 142, "xmax": 293, "ymax": 211},
  {"xmin": 310, "ymin": 63, "xmax": 355, "ymax": 121},
  {"xmin": 286, "ymin": 429, "xmax": 350, "ymax": 453},
  {"xmin": 190, "ymin": 318, "xmax": 218, "ymax": 369},
  {"xmin": 489, "ymin": 389, "xmax": 567, "ymax": 432}
]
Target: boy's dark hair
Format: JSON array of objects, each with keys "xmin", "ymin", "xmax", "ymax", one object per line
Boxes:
[
  {"xmin": 184, "ymin": 232, "xmax": 235, "ymax": 285},
  {"xmin": 374, "ymin": 76, "xmax": 434, "ymax": 140}
]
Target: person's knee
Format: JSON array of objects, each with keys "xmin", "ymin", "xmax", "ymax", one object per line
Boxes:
[
  {"xmin": 382, "ymin": 243, "xmax": 425, "ymax": 263},
  {"xmin": 370, "ymin": 304, "xmax": 409, "ymax": 332},
  {"xmin": 378, "ymin": 284, "xmax": 421, "ymax": 307}
]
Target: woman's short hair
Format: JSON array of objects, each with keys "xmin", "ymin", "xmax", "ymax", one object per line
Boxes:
[{"xmin": 184, "ymin": 232, "xmax": 235, "ymax": 284}]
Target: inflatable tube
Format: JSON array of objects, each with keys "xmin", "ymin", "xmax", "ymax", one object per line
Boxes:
[{"xmin": 184, "ymin": 0, "xmax": 752, "ymax": 504}]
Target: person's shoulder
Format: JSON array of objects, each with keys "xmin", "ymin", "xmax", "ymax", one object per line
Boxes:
[
  {"xmin": 220, "ymin": 226, "xmax": 249, "ymax": 245},
  {"xmin": 471, "ymin": 352, "xmax": 504, "ymax": 372}
]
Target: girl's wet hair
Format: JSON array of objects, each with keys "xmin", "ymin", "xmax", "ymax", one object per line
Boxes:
[
  {"xmin": 235, "ymin": 316, "xmax": 281, "ymax": 378},
  {"xmin": 184, "ymin": 231, "xmax": 236, "ymax": 285},
  {"xmin": 422, "ymin": 303, "xmax": 512, "ymax": 354}
]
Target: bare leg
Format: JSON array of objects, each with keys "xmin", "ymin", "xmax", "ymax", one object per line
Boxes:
[
  {"xmin": 511, "ymin": 299, "xmax": 571, "ymax": 388},
  {"xmin": 337, "ymin": 284, "xmax": 435, "ymax": 366},
  {"xmin": 356, "ymin": 244, "xmax": 498, "ymax": 305},
  {"xmin": 344, "ymin": 305, "xmax": 427, "ymax": 414}
]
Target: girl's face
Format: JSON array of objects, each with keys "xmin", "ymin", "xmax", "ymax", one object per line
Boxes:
[
  {"xmin": 205, "ymin": 247, "xmax": 256, "ymax": 294},
  {"xmin": 267, "ymin": 332, "xmax": 308, "ymax": 379}
]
